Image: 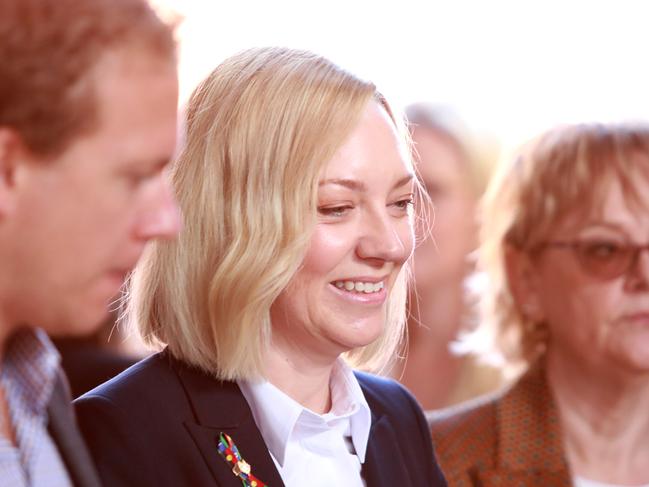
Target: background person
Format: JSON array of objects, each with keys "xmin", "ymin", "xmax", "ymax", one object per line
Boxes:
[
  {"xmin": 395, "ymin": 103, "xmax": 503, "ymax": 410},
  {"xmin": 430, "ymin": 123, "xmax": 649, "ymax": 486},
  {"xmin": 75, "ymin": 47, "xmax": 446, "ymax": 487},
  {"xmin": 0, "ymin": 0, "xmax": 180, "ymax": 485}
]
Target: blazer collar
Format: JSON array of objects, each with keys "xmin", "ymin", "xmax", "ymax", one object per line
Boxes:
[
  {"xmin": 47, "ymin": 372, "xmax": 102, "ymax": 487},
  {"xmin": 238, "ymin": 359, "xmax": 371, "ymax": 467},
  {"xmin": 478, "ymin": 360, "xmax": 572, "ymax": 485},
  {"xmin": 357, "ymin": 379, "xmax": 416, "ymax": 487},
  {"xmin": 173, "ymin": 355, "xmax": 417, "ymax": 487},
  {"xmin": 172, "ymin": 356, "xmax": 285, "ymax": 487}
]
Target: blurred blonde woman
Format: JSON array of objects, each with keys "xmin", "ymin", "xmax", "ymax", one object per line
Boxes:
[
  {"xmin": 430, "ymin": 123, "xmax": 649, "ymax": 486},
  {"xmin": 397, "ymin": 104, "xmax": 503, "ymax": 410},
  {"xmin": 75, "ymin": 48, "xmax": 447, "ymax": 487}
]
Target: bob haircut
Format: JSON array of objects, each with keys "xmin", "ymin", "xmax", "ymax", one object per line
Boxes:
[
  {"xmin": 478, "ymin": 123, "xmax": 649, "ymax": 371},
  {"xmin": 127, "ymin": 47, "xmax": 415, "ymax": 380},
  {"xmin": 0, "ymin": 0, "xmax": 176, "ymax": 157}
]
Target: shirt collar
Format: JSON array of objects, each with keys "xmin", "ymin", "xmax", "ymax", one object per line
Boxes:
[
  {"xmin": 238, "ymin": 359, "xmax": 372, "ymax": 467},
  {"xmin": 1, "ymin": 328, "xmax": 61, "ymax": 416}
]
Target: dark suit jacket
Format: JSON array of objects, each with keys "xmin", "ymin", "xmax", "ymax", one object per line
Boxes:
[
  {"xmin": 75, "ymin": 351, "xmax": 447, "ymax": 486},
  {"xmin": 428, "ymin": 360, "xmax": 572, "ymax": 486},
  {"xmin": 53, "ymin": 338, "xmax": 137, "ymax": 398},
  {"xmin": 47, "ymin": 371, "xmax": 102, "ymax": 487}
]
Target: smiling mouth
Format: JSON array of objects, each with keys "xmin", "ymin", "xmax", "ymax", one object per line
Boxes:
[{"xmin": 332, "ymin": 280, "xmax": 385, "ymax": 294}]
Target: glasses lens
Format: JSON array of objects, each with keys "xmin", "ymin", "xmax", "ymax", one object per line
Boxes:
[{"xmin": 575, "ymin": 240, "xmax": 632, "ymax": 279}]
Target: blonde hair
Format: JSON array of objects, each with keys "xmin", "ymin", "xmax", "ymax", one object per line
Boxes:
[
  {"xmin": 478, "ymin": 122, "xmax": 649, "ymax": 372},
  {"xmin": 126, "ymin": 47, "xmax": 412, "ymax": 380}
]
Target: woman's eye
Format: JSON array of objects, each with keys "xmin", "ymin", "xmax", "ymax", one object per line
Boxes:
[
  {"xmin": 318, "ymin": 205, "xmax": 353, "ymax": 217},
  {"xmin": 583, "ymin": 241, "xmax": 623, "ymax": 259},
  {"xmin": 393, "ymin": 197, "xmax": 414, "ymax": 211}
]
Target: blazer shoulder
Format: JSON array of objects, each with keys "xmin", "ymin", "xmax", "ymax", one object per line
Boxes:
[
  {"xmin": 354, "ymin": 370, "xmax": 417, "ymax": 412},
  {"xmin": 76, "ymin": 351, "xmax": 179, "ymax": 406},
  {"xmin": 355, "ymin": 371, "xmax": 448, "ymax": 486},
  {"xmin": 74, "ymin": 351, "xmax": 194, "ymax": 448},
  {"xmin": 73, "ymin": 352, "xmax": 202, "ymax": 486},
  {"xmin": 428, "ymin": 391, "xmax": 500, "ymax": 482}
]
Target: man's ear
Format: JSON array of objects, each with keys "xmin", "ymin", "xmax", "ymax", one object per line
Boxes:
[
  {"xmin": 504, "ymin": 244, "xmax": 546, "ymax": 323},
  {"xmin": 0, "ymin": 128, "xmax": 25, "ymax": 218}
]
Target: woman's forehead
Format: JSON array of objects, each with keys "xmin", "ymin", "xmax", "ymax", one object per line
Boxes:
[{"xmin": 544, "ymin": 175, "xmax": 649, "ymax": 236}]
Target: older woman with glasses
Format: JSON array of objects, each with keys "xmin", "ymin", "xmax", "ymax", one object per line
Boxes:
[{"xmin": 429, "ymin": 123, "xmax": 649, "ymax": 486}]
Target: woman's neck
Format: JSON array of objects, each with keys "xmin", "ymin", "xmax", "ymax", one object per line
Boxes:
[
  {"xmin": 262, "ymin": 335, "xmax": 336, "ymax": 414},
  {"xmin": 546, "ymin": 349, "xmax": 649, "ymax": 483}
]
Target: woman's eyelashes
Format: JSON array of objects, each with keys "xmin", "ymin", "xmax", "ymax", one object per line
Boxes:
[
  {"xmin": 318, "ymin": 204, "xmax": 354, "ymax": 218},
  {"xmin": 317, "ymin": 195, "xmax": 414, "ymax": 219},
  {"xmin": 393, "ymin": 196, "xmax": 414, "ymax": 212}
]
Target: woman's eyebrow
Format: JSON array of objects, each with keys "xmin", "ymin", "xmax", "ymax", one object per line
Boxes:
[
  {"xmin": 392, "ymin": 174, "xmax": 414, "ymax": 190},
  {"xmin": 578, "ymin": 221, "xmax": 629, "ymax": 233},
  {"xmin": 319, "ymin": 174, "xmax": 414, "ymax": 192},
  {"xmin": 319, "ymin": 178, "xmax": 366, "ymax": 191}
]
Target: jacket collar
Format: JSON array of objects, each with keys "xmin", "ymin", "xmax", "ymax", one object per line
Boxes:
[
  {"xmin": 357, "ymin": 375, "xmax": 417, "ymax": 487},
  {"xmin": 172, "ymin": 356, "xmax": 285, "ymax": 487},
  {"xmin": 237, "ymin": 359, "xmax": 371, "ymax": 467},
  {"xmin": 477, "ymin": 360, "xmax": 572, "ymax": 485},
  {"xmin": 171, "ymin": 354, "xmax": 417, "ymax": 487}
]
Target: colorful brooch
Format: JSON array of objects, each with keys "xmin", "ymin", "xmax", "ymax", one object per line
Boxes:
[{"xmin": 217, "ymin": 432, "xmax": 269, "ymax": 487}]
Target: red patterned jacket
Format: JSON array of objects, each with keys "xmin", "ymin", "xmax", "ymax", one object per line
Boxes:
[{"xmin": 429, "ymin": 361, "xmax": 572, "ymax": 486}]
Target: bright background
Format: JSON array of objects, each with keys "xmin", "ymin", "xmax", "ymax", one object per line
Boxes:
[{"xmin": 154, "ymin": 0, "xmax": 649, "ymax": 152}]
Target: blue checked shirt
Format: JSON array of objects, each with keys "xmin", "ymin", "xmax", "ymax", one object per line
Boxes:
[{"xmin": 0, "ymin": 328, "xmax": 72, "ymax": 486}]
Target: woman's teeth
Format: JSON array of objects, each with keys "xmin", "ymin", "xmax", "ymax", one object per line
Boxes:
[{"xmin": 333, "ymin": 281, "xmax": 384, "ymax": 294}]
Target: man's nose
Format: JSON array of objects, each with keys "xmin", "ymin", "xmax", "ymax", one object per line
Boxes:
[{"xmin": 135, "ymin": 177, "xmax": 181, "ymax": 242}]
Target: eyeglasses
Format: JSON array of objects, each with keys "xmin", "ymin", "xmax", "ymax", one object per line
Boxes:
[{"xmin": 537, "ymin": 239, "xmax": 649, "ymax": 280}]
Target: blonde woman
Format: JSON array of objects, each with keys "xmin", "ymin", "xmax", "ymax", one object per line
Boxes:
[
  {"xmin": 430, "ymin": 124, "xmax": 649, "ymax": 486},
  {"xmin": 75, "ymin": 48, "xmax": 447, "ymax": 487}
]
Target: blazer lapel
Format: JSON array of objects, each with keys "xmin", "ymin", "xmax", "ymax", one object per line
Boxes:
[
  {"xmin": 482, "ymin": 361, "xmax": 572, "ymax": 485},
  {"xmin": 47, "ymin": 372, "xmax": 102, "ymax": 487},
  {"xmin": 174, "ymin": 360, "xmax": 284, "ymax": 487},
  {"xmin": 362, "ymin": 414, "xmax": 413, "ymax": 487}
]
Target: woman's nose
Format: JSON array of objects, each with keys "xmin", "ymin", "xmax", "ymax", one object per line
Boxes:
[
  {"xmin": 355, "ymin": 209, "xmax": 413, "ymax": 266},
  {"xmin": 625, "ymin": 246, "xmax": 649, "ymax": 291}
]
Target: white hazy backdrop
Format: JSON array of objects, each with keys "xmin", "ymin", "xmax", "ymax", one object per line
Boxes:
[{"xmin": 154, "ymin": 0, "xmax": 649, "ymax": 153}]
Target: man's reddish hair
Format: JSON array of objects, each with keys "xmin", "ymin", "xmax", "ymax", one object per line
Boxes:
[{"xmin": 0, "ymin": 0, "xmax": 176, "ymax": 156}]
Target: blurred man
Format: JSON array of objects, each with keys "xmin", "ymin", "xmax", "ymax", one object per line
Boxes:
[{"xmin": 0, "ymin": 0, "xmax": 180, "ymax": 484}]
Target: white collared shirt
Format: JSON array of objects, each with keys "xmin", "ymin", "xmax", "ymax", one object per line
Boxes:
[
  {"xmin": 238, "ymin": 359, "xmax": 371, "ymax": 487},
  {"xmin": 574, "ymin": 477, "xmax": 649, "ymax": 487}
]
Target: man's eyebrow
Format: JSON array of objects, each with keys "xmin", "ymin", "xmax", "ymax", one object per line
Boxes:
[{"xmin": 318, "ymin": 174, "xmax": 414, "ymax": 192}]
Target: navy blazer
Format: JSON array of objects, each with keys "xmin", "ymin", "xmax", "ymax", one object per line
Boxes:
[{"xmin": 75, "ymin": 351, "xmax": 446, "ymax": 486}]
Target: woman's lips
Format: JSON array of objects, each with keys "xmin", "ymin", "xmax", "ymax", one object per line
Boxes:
[{"xmin": 328, "ymin": 281, "xmax": 388, "ymax": 305}]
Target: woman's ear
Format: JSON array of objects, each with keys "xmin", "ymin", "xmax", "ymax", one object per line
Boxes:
[{"xmin": 504, "ymin": 244, "xmax": 546, "ymax": 323}]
